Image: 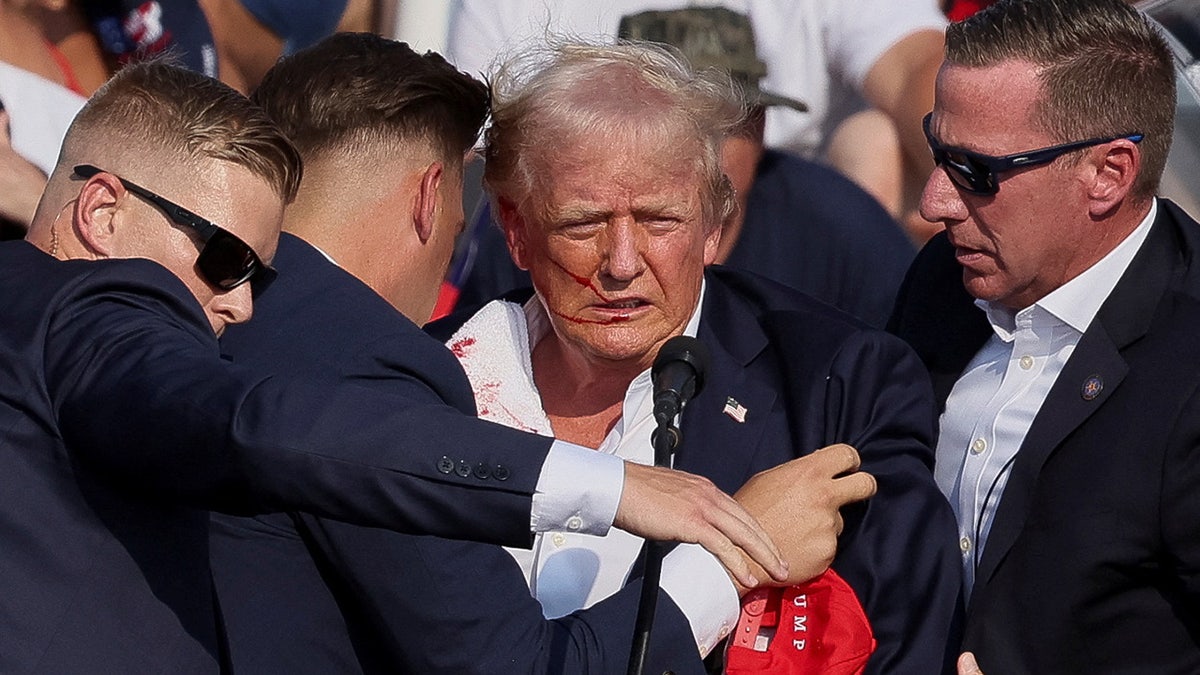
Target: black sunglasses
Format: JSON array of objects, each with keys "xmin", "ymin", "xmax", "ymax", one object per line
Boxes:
[
  {"xmin": 921, "ymin": 113, "xmax": 1143, "ymax": 196},
  {"xmin": 73, "ymin": 164, "xmax": 275, "ymax": 291}
]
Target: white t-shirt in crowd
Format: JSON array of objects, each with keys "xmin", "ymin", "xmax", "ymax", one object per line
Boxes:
[
  {"xmin": 0, "ymin": 61, "xmax": 86, "ymax": 175},
  {"xmin": 445, "ymin": 0, "xmax": 947, "ymax": 158}
]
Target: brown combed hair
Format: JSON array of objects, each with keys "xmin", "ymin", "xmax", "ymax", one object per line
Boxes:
[
  {"xmin": 947, "ymin": 0, "xmax": 1176, "ymax": 200},
  {"xmin": 252, "ymin": 32, "xmax": 489, "ymax": 169},
  {"xmin": 483, "ymin": 39, "xmax": 746, "ymax": 232},
  {"xmin": 64, "ymin": 59, "xmax": 302, "ymax": 202}
]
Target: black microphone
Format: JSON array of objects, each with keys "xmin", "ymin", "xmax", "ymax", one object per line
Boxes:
[
  {"xmin": 651, "ymin": 335, "xmax": 710, "ymax": 428},
  {"xmin": 628, "ymin": 335, "xmax": 711, "ymax": 675}
]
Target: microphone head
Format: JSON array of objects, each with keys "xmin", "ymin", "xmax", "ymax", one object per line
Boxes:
[{"xmin": 652, "ymin": 335, "xmax": 711, "ymax": 400}]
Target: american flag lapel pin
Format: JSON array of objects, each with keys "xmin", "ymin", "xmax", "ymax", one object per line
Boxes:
[{"xmin": 723, "ymin": 396, "xmax": 748, "ymax": 423}]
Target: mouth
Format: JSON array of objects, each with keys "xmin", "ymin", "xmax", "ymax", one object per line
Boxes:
[
  {"xmin": 948, "ymin": 237, "xmax": 990, "ymax": 267},
  {"xmin": 955, "ymin": 246, "xmax": 986, "ymax": 263},
  {"xmin": 597, "ymin": 298, "xmax": 647, "ymax": 310},
  {"xmin": 589, "ymin": 297, "xmax": 652, "ymax": 318}
]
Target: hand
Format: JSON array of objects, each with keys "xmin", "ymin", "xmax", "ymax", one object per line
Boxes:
[
  {"xmin": 733, "ymin": 443, "xmax": 877, "ymax": 589},
  {"xmin": 614, "ymin": 462, "xmax": 789, "ymax": 588},
  {"xmin": 958, "ymin": 652, "xmax": 984, "ymax": 675},
  {"xmin": 0, "ymin": 109, "xmax": 49, "ymax": 228}
]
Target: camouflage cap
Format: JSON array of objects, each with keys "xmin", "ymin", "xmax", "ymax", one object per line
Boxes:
[{"xmin": 617, "ymin": 6, "xmax": 808, "ymax": 112}]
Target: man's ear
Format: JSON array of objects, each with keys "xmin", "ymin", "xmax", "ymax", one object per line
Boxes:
[
  {"xmin": 495, "ymin": 196, "xmax": 529, "ymax": 270},
  {"xmin": 703, "ymin": 221, "xmax": 722, "ymax": 266},
  {"xmin": 74, "ymin": 172, "xmax": 125, "ymax": 257},
  {"xmin": 1087, "ymin": 139, "xmax": 1141, "ymax": 217},
  {"xmin": 413, "ymin": 161, "xmax": 444, "ymax": 244}
]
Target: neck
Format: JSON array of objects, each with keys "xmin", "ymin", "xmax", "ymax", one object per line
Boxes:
[{"xmin": 532, "ymin": 334, "xmax": 646, "ymax": 446}]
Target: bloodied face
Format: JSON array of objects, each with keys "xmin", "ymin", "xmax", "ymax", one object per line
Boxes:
[{"xmin": 500, "ymin": 131, "xmax": 720, "ymax": 371}]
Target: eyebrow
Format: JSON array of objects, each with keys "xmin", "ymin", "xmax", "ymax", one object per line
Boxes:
[{"xmin": 550, "ymin": 204, "xmax": 612, "ymax": 223}]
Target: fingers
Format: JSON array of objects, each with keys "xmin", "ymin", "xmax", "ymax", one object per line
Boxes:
[
  {"xmin": 832, "ymin": 470, "xmax": 878, "ymax": 504},
  {"xmin": 698, "ymin": 489, "xmax": 788, "ymax": 584},
  {"xmin": 958, "ymin": 652, "xmax": 984, "ymax": 675},
  {"xmin": 807, "ymin": 442, "xmax": 861, "ymax": 475},
  {"xmin": 0, "ymin": 109, "xmax": 11, "ymax": 146},
  {"xmin": 613, "ymin": 463, "xmax": 787, "ymax": 584}
]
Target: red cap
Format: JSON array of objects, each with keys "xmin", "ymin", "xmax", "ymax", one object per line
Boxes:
[
  {"xmin": 946, "ymin": 0, "xmax": 996, "ymax": 21},
  {"xmin": 725, "ymin": 569, "xmax": 875, "ymax": 675}
]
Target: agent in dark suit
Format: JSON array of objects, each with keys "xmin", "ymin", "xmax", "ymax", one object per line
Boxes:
[
  {"xmin": 210, "ymin": 34, "xmax": 873, "ymax": 674},
  {"xmin": 3, "ymin": 58, "xmax": 788, "ymax": 673},
  {"xmin": 436, "ymin": 38, "xmax": 959, "ymax": 673},
  {"xmin": 888, "ymin": 1, "xmax": 1200, "ymax": 672}
]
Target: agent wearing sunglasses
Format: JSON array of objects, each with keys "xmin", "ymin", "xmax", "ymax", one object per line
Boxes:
[
  {"xmin": 888, "ymin": 1, "xmax": 1200, "ymax": 673},
  {"xmin": 1, "ymin": 61, "xmax": 788, "ymax": 674}
]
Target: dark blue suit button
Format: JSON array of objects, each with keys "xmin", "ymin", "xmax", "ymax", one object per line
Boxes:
[
  {"xmin": 437, "ymin": 456, "xmax": 454, "ymax": 474},
  {"xmin": 473, "ymin": 462, "xmax": 491, "ymax": 479},
  {"xmin": 493, "ymin": 465, "xmax": 510, "ymax": 481},
  {"xmin": 455, "ymin": 460, "xmax": 471, "ymax": 478}
]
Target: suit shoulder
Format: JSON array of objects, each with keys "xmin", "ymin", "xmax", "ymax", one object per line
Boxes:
[
  {"xmin": 0, "ymin": 241, "xmax": 209, "ymax": 336},
  {"xmin": 708, "ymin": 265, "xmax": 872, "ymax": 332},
  {"xmin": 708, "ymin": 266, "xmax": 919, "ymax": 365}
]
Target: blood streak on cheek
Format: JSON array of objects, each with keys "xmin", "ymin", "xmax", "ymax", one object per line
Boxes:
[
  {"xmin": 552, "ymin": 259, "xmax": 612, "ymax": 303},
  {"xmin": 547, "ymin": 259, "xmax": 632, "ymax": 325}
]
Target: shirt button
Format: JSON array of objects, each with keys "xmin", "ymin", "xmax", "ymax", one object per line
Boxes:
[
  {"xmin": 566, "ymin": 516, "xmax": 583, "ymax": 531},
  {"xmin": 960, "ymin": 536, "xmax": 972, "ymax": 554},
  {"xmin": 1019, "ymin": 355, "xmax": 1034, "ymax": 370},
  {"xmin": 551, "ymin": 533, "xmax": 566, "ymax": 547},
  {"xmin": 971, "ymin": 437, "xmax": 987, "ymax": 454}
]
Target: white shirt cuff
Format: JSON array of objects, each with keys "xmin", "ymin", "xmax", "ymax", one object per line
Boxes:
[
  {"xmin": 530, "ymin": 440, "xmax": 623, "ymax": 535},
  {"xmin": 660, "ymin": 543, "xmax": 740, "ymax": 656}
]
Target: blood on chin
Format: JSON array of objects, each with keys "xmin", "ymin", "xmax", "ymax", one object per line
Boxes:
[{"xmin": 550, "ymin": 307, "xmax": 635, "ymax": 325}]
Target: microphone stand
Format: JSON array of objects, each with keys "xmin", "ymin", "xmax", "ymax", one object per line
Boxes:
[{"xmin": 626, "ymin": 417, "xmax": 681, "ymax": 675}]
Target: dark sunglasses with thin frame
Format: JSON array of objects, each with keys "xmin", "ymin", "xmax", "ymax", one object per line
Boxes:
[
  {"xmin": 922, "ymin": 112, "xmax": 1143, "ymax": 196},
  {"xmin": 72, "ymin": 164, "xmax": 275, "ymax": 291}
]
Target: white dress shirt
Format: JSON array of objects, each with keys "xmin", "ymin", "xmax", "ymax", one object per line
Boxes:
[
  {"xmin": 936, "ymin": 200, "xmax": 1158, "ymax": 597},
  {"xmin": 447, "ymin": 281, "xmax": 740, "ymax": 655}
]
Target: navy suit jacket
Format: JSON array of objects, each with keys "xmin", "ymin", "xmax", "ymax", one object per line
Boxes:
[
  {"xmin": 210, "ymin": 233, "xmax": 702, "ymax": 674},
  {"xmin": 0, "ymin": 239, "xmax": 555, "ymax": 673},
  {"xmin": 675, "ymin": 268, "xmax": 960, "ymax": 674},
  {"xmin": 890, "ymin": 200, "xmax": 1200, "ymax": 673},
  {"xmin": 434, "ymin": 267, "xmax": 961, "ymax": 674}
]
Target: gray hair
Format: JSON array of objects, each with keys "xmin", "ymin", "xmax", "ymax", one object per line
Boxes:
[{"xmin": 483, "ymin": 38, "xmax": 745, "ymax": 231}]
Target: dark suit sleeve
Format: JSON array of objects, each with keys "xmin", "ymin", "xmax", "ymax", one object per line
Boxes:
[
  {"xmin": 823, "ymin": 330, "xmax": 962, "ymax": 675},
  {"xmin": 268, "ymin": 513, "xmax": 708, "ymax": 674},
  {"xmin": 44, "ymin": 261, "xmax": 550, "ymax": 547}
]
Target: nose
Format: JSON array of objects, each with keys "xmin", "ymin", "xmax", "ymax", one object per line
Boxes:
[
  {"xmin": 208, "ymin": 283, "xmax": 254, "ymax": 335},
  {"xmin": 919, "ymin": 165, "xmax": 969, "ymax": 227},
  {"xmin": 600, "ymin": 220, "xmax": 645, "ymax": 282}
]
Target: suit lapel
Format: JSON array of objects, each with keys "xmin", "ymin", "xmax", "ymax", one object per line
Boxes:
[
  {"xmin": 675, "ymin": 275, "xmax": 778, "ymax": 495},
  {"xmin": 971, "ymin": 326, "xmax": 1127, "ymax": 593},
  {"xmin": 972, "ymin": 205, "xmax": 1183, "ymax": 598}
]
